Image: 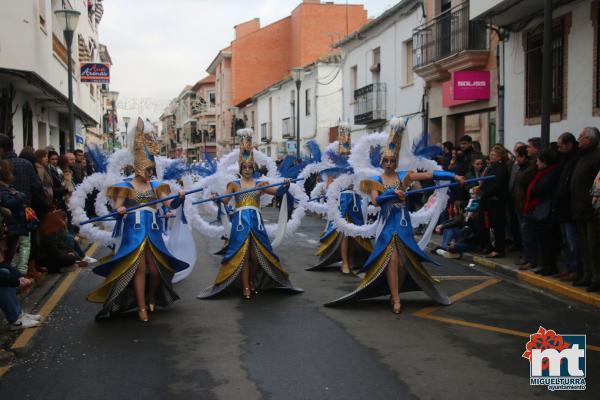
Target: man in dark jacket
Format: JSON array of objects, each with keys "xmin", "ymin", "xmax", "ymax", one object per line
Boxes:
[
  {"xmin": 553, "ymin": 133, "xmax": 581, "ymax": 281},
  {"xmin": 450, "ymin": 135, "xmax": 483, "ymax": 201},
  {"xmin": 571, "ymin": 127, "xmax": 600, "ymax": 291},
  {"xmin": 0, "ymin": 134, "xmax": 43, "ymax": 207}
]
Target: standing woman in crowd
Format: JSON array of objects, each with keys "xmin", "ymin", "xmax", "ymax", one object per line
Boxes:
[
  {"xmin": 58, "ymin": 155, "xmax": 74, "ymax": 207},
  {"xmin": 480, "ymin": 145, "xmax": 509, "ymax": 258},
  {"xmin": 87, "ymin": 118, "xmax": 189, "ymax": 322},
  {"xmin": 47, "ymin": 151, "xmax": 67, "ymax": 212},
  {"xmin": 33, "ymin": 149, "xmax": 53, "ymax": 217},
  {"xmin": 325, "ymin": 120, "xmax": 464, "ymax": 314},
  {"xmin": 523, "ymin": 149, "xmax": 562, "ymax": 276}
]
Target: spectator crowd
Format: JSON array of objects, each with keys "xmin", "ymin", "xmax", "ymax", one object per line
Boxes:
[
  {"xmin": 431, "ymin": 127, "xmax": 600, "ymax": 294},
  {"xmin": 0, "ymin": 134, "xmax": 96, "ymax": 331},
  {"xmin": 1, "ymin": 125, "xmax": 600, "ymax": 332}
]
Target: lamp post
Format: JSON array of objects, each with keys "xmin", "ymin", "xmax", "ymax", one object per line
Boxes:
[
  {"xmin": 122, "ymin": 116, "xmax": 130, "ymax": 149},
  {"xmin": 54, "ymin": 8, "xmax": 81, "ymax": 152},
  {"xmin": 108, "ymin": 91, "xmax": 119, "ymax": 152},
  {"xmin": 291, "ymin": 67, "xmax": 304, "ymax": 159},
  {"xmin": 230, "ymin": 106, "xmax": 239, "ymax": 149}
]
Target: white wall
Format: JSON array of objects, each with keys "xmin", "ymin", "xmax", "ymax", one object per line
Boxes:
[
  {"xmin": 339, "ymin": 6, "xmax": 425, "ymax": 143},
  {"xmin": 0, "ymin": 0, "xmax": 104, "ymax": 151},
  {"xmin": 255, "ymin": 61, "xmax": 343, "ymax": 158},
  {"xmin": 503, "ymin": 0, "xmax": 600, "ymax": 148}
]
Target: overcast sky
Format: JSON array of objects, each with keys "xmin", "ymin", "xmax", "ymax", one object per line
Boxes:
[{"xmin": 99, "ymin": 0, "xmax": 396, "ymax": 121}]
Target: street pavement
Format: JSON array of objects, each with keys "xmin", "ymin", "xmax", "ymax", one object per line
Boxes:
[{"xmin": 1, "ymin": 210, "xmax": 599, "ymax": 399}]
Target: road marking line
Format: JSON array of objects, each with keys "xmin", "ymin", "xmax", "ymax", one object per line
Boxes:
[
  {"xmin": 307, "ymin": 239, "xmax": 318, "ymax": 245},
  {"xmin": 449, "ymin": 278, "xmax": 501, "ymax": 302},
  {"xmin": 413, "ymin": 277, "xmax": 600, "ymax": 352},
  {"xmin": 296, "ymin": 232, "xmax": 307, "ymax": 237},
  {"xmin": 11, "ymin": 243, "xmax": 98, "ymax": 351},
  {"xmin": 432, "ymin": 275, "xmax": 492, "ymax": 281}
]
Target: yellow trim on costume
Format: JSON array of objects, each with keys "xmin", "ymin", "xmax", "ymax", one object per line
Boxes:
[
  {"xmin": 87, "ymin": 239, "xmax": 148, "ymax": 303},
  {"xmin": 358, "ymin": 241, "xmax": 393, "ymax": 289},
  {"xmin": 107, "ymin": 186, "xmax": 135, "ymax": 200},
  {"xmin": 354, "ymin": 236, "xmax": 373, "ymax": 252},
  {"xmin": 236, "ymin": 197, "xmax": 260, "ymax": 207},
  {"xmin": 360, "ymin": 179, "xmax": 384, "ymax": 194},
  {"xmin": 227, "ymin": 182, "xmax": 241, "ymax": 192},
  {"xmin": 397, "ymin": 239, "xmax": 434, "ymax": 284},
  {"xmin": 402, "ymin": 171, "xmax": 414, "ymax": 188},
  {"xmin": 215, "ymin": 237, "xmax": 250, "ymax": 284},
  {"xmin": 154, "ymin": 183, "xmax": 171, "ymax": 199},
  {"xmin": 316, "ymin": 230, "xmax": 339, "ymax": 256},
  {"xmin": 214, "ymin": 232, "xmax": 287, "ymax": 284},
  {"xmin": 252, "ymin": 233, "xmax": 287, "ymax": 276},
  {"xmin": 86, "ymin": 239, "xmax": 174, "ymax": 303},
  {"xmin": 357, "ymin": 235, "xmax": 434, "ymax": 290}
]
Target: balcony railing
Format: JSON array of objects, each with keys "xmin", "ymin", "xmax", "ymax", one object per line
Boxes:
[
  {"xmin": 354, "ymin": 83, "xmax": 386, "ymax": 125},
  {"xmin": 412, "ymin": 2, "xmax": 488, "ymax": 70}
]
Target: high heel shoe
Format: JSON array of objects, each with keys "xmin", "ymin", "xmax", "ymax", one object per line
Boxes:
[
  {"xmin": 392, "ymin": 301, "xmax": 402, "ymax": 314},
  {"xmin": 138, "ymin": 309, "xmax": 149, "ymax": 322},
  {"xmin": 243, "ymin": 287, "xmax": 251, "ymax": 299}
]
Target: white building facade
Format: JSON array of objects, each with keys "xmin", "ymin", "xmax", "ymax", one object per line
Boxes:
[
  {"xmin": 336, "ymin": 0, "xmax": 425, "ymax": 142},
  {"xmin": 253, "ymin": 56, "xmax": 343, "ymax": 159},
  {"xmin": 472, "ymin": 0, "xmax": 600, "ymax": 148},
  {"xmin": 0, "ymin": 0, "xmax": 108, "ymax": 153}
]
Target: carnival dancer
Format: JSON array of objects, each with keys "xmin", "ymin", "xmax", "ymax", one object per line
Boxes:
[
  {"xmin": 86, "ymin": 118, "xmax": 189, "ymax": 322},
  {"xmin": 325, "ymin": 119, "xmax": 464, "ymax": 314},
  {"xmin": 309, "ymin": 124, "xmax": 372, "ymax": 273},
  {"xmin": 197, "ymin": 130, "xmax": 303, "ymax": 299}
]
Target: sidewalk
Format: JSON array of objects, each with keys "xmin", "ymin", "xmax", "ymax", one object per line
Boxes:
[
  {"xmin": 0, "ymin": 241, "xmax": 94, "ymax": 367},
  {"xmin": 428, "ymin": 236, "xmax": 600, "ymax": 309}
]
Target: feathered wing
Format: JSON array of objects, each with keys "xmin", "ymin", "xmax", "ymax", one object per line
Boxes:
[
  {"xmin": 306, "ymin": 140, "xmax": 322, "ymax": 163},
  {"xmin": 85, "ymin": 144, "xmax": 108, "ymax": 173},
  {"xmin": 162, "ymin": 159, "xmax": 190, "ymax": 181}
]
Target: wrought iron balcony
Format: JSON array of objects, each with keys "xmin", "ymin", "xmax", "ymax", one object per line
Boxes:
[
  {"xmin": 412, "ymin": 2, "xmax": 488, "ymax": 71},
  {"xmin": 354, "ymin": 83, "xmax": 386, "ymax": 125}
]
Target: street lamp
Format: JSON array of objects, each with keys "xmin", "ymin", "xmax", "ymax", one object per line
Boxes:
[
  {"xmin": 291, "ymin": 67, "xmax": 304, "ymax": 159},
  {"xmin": 230, "ymin": 106, "xmax": 239, "ymax": 148},
  {"xmin": 122, "ymin": 116, "xmax": 131, "ymax": 149},
  {"xmin": 108, "ymin": 91, "xmax": 119, "ymax": 151},
  {"xmin": 54, "ymin": 8, "xmax": 81, "ymax": 152}
]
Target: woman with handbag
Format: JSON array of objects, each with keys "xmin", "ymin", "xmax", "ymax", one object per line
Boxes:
[{"xmin": 523, "ymin": 149, "xmax": 562, "ymax": 276}]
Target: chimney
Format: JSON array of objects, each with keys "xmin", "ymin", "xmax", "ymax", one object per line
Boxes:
[{"xmin": 234, "ymin": 18, "xmax": 260, "ymax": 39}]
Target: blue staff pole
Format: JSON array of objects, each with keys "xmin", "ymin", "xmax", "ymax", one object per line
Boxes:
[
  {"xmin": 80, "ymin": 187, "xmax": 205, "ymax": 225},
  {"xmin": 376, "ymin": 175, "xmax": 496, "ymax": 203},
  {"xmin": 192, "ymin": 178, "xmax": 304, "ymax": 206}
]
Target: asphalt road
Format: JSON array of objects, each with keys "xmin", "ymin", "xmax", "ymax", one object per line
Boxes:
[{"xmin": 1, "ymin": 211, "xmax": 599, "ymax": 400}]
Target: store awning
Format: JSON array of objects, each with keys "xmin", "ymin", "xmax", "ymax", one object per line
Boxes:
[
  {"xmin": 0, "ymin": 68, "xmax": 98, "ymax": 126},
  {"xmin": 471, "ymin": 0, "xmax": 576, "ymax": 29}
]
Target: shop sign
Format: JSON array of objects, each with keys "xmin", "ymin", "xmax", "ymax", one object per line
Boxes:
[
  {"xmin": 80, "ymin": 63, "xmax": 110, "ymax": 84},
  {"xmin": 453, "ymin": 70, "xmax": 490, "ymax": 100}
]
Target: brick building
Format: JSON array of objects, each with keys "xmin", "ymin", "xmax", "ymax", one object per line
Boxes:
[{"xmin": 208, "ymin": 0, "xmax": 368, "ymax": 155}]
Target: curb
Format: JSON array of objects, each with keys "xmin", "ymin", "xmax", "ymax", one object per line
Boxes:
[
  {"xmin": 0, "ymin": 241, "xmax": 94, "ymax": 367},
  {"xmin": 428, "ymin": 241, "xmax": 600, "ymax": 309}
]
